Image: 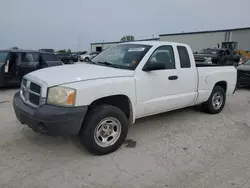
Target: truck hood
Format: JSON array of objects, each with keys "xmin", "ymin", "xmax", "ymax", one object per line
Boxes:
[
  {"xmin": 237, "ymin": 65, "xmax": 250, "ymax": 72},
  {"xmin": 26, "ymin": 63, "xmax": 134, "ymax": 87}
]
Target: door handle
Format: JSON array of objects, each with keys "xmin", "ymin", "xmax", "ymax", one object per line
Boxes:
[{"xmin": 168, "ymin": 75, "xmax": 178, "ymax": 80}]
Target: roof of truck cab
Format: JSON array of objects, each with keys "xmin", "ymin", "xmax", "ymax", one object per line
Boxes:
[{"xmin": 122, "ymin": 41, "xmax": 188, "ymax": 46}]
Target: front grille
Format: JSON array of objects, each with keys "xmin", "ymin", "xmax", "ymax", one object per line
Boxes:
[
  {"xmin": 194, "ymin": 56, "xmax": 206, "ymax": 62},
  {"xmin": 21, "ymin": 78, "xmax": 41, "ymax": 107},
  {"xmin": 30, "ymin": 82, "xmax": 41, "ymax": 94},
  {"xmin": 29, "ymin": 93, "xmax": 40, "ymax": 105}
]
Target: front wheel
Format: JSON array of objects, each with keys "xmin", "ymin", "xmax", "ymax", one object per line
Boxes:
[
  {"xmin": 80, "ymin": 105, "xmax": 129, "ymax": 155},
  {"xmin": 202, "ymin": 86, "xmax": 226, "ymax": 114},
  {"xmin": 84, "ymin": 57, "xmax": 90, "ymax": 62}
]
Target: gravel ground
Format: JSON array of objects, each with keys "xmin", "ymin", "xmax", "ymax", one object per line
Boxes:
[{"xmin": 0, "ymin": 88, "xmax": 250, "ymax": 188}]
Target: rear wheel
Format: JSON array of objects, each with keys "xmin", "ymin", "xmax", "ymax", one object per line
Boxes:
[
  {"xmin": 80, "ymin": 105, "xmax": 129, "ymax": 155},
  {"xmin": 202, "ymin": 86, "xmax": 226, "ymax": 114}
]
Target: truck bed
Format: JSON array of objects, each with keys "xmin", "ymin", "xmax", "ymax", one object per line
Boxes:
[
  {"xmin": 196, "ymin": 62, "xmax": 237, "ymax": 67},
  {"xmin": 195, "ymin": 65, "xmax": 237, "ymax": 105}
]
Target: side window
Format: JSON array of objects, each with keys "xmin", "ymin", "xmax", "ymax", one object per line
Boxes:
[
  {"xmin": 148, "ymin": 46, "xmax": 175, "ymax": 69},
  {"xmin": 177, "ymin": 46, "xmax": 191, "ymax": 68},
  {"xmin": 21, "ymin": 52, "xmax": 39, "ymax": 63}
]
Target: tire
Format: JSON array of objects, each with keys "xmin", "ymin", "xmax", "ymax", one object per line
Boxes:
[
  {"xmin": 80, "ymin": 105, "xmax": 129, "ymax": 155},
  {"xmin": 202, "ymin": 86, "xmax": 226, "ymax": 114},
  {"xmin": 84, "ymin": 57, "xmax": 90, "ymax": 62}
]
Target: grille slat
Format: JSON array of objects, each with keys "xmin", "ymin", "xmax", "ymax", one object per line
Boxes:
[
  {"xmin": 29, "ymin": 93, "xmax": 40, "ymax": 106},
  {"xmin": 30, "ymin": 82, "xmax": 41, "ymax": 94},
  {"xmin": 21, "ymin": 78, "xmax": 41, "ymax": 107}
]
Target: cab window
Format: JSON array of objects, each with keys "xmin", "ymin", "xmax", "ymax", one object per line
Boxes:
[
  {"xmin": 177, "ymin": 46, "xmax": 191, "ymax": 68},
  {"xmin": 147, "ymin": 46, "xmax": 175, "ymax": 69}
]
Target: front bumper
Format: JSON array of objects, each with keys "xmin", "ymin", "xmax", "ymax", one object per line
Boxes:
[{"xmin": 13, "ymin": 92, "xmax": 88, "ymax": 136}]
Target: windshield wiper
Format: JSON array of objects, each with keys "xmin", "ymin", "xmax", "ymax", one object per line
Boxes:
[{"xmin": 97, "ymin": 61, "xmax": 117, "ymax": 68}]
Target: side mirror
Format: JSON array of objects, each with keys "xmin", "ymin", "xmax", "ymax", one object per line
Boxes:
[{"xmin": 143, "ymin": 62, "xmax": 165, "ymax": 71}]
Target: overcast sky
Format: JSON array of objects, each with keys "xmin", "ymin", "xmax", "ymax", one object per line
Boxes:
[{"xmin": 0, "ymin": 0, "xmax": 249, "ymax": 51}]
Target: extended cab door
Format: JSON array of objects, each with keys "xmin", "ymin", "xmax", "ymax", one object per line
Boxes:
[{"xmin": 134, "ymin": 45, "xmax": 197, "ymax": 118}]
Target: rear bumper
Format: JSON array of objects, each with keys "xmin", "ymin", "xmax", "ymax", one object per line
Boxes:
[{"xmin": 13, "ymin": 92, "xmax": 88, "ymax": 136}]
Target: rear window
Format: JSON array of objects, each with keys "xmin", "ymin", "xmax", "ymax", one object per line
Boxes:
[
  {"xmin": 177, "ymin": 46, "xmax": 191, "ymax": 68},
  {"xmin": 41, "ymin": 53, "xmax": 59, "ymax": 61},
  {"xmin": 0, "ymin": 52, "xmax": 8, "ymax": 62}
]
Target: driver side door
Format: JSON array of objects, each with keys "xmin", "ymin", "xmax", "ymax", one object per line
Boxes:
[{"xmin": 134, "ymin": 45, "xmax": 180, "ymax": 118}]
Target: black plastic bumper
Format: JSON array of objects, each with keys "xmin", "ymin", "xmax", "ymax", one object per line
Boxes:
[{"xmin": 13, "ymin": 92, "xmax": 88, "ymax": 136}]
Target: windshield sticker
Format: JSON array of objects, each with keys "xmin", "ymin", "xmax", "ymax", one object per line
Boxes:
[{"xmin": 128, "ymin": 48, "xmax": 145, "ymax": 52}]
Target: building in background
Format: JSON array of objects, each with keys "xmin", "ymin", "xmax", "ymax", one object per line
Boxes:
[
  {"xmin": 159, "ymin": 27, "xmax": 250, "ymax": 52},
  {"xmin": 90, "ymin": 38, "xmax": 159, "ymax": 52}
]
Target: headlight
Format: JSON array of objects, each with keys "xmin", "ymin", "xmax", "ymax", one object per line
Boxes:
[
  {"xmin": 47, "ymin": 86, "xmax": 76, "ymax": 106},
  {"xmin": 205, "ymin": 57, "xmax": 212, "ymax": 64}
]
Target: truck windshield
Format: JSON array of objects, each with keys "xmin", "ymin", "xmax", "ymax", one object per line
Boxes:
[
  {"xmin": 91, "ymin": 44, "xmax": 152, "ymax": 70},
  {"xmin": 200, "ymin": 49, "xmax": 218, "ymax": 55},
  {"xmin": 0, "ymin": 52, "xmax": 8, "ymax": 62},
  {"xmin": 245, "ymin": 60, "xmax": 250, "ymax": 65}
]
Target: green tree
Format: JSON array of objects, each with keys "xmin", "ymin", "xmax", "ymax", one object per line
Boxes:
[
  {"xmin": 67, "ymin": 49, "xmax": 71, "ymax": 53},
  {"xmin": 120, "ymin": 35, "xmax": 135, "ymax": 42},
  {"xmin": 57, "ymin": 49, "xmax": 66, "ymax": 53}
]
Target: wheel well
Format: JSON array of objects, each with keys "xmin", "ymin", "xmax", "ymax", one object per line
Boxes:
[
  {"xmin": 90, "ymin": 95, "xmax": 132, "ymax": 120},
  {"xmin": 215, "ymin": 81, "xmax": 227, "ymax": 92}
]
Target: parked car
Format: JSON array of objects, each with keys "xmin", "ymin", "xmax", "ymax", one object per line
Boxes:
[
  {"xmin": 13, "ymin": 41, "xmax": 237, "ymax": 155},
  {"xmin": 71, "ymin": 51, "xmax": 87, "ymax": 60},
  {"xmin": 56, "ymin": 52, "xmax": 78, "ymax": 64},
  {"xmin": 79, "ymin": 51, "xmax": 100, "ymax": 62},
  {"xmin": 39, "ymin": 49, "xmax": 55, "ymax": 54},
  {"xmin": 236, "ymin": 59, "xmax": 250, "ymax": 87},
  {"xmin": 0, "ymin": 49, "xmax": 63, "ymax": 87},
  {"xmin": 194, "ymin": 48, "xmax": 239, "ymax": 66}
]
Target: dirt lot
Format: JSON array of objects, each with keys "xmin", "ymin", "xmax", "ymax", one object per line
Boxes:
[{"xmin": 1, "ymin": 88, "xmax": 250, "ymax": 188}]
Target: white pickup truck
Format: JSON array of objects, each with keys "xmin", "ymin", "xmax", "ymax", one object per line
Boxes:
[{"xmin": 13, "ymin": 41, "xmax": 237, "ymax": 155}]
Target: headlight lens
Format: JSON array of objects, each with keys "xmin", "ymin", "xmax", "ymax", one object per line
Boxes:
[
  {"xmin": 205, "ymin": 57, "xmax": 212, "ymax": 64},
  {"xmin": 47, "ymin": 86, "xmax": 76, "ymax": 106}
]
